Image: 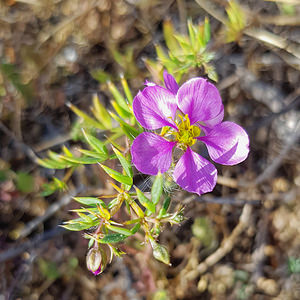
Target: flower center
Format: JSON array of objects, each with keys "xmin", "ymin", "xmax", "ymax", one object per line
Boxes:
[{"xmin": 174, "ymin": 114, "xmax": 201, "ymax": 148}]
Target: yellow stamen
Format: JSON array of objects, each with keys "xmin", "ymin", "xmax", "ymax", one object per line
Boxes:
[{"xmin": 174, "ymin": 114, "xmax": 201, "ymax": 148}]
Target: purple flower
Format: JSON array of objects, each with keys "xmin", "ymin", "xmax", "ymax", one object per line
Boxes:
[{"xmin": 131, "ymin": 71, "xmax": 249, "ymax": 195}]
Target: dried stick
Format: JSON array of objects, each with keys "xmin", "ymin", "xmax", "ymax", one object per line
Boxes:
[
  {"xmin": 0, "ymin": 227, "xmax": 65, "ymax": 263},
  {"xmin": 185, "ymin": 204, "xmax": 253, "ymax": 280},
  {"xmin": 18, "ymin": 185, "xmax": 84, "ymax": 239},
  {"xmin": 254, "ymin": 122, "xmax": 300, "ymax": 186}
]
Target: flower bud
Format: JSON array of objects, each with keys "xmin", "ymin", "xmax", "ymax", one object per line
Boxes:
[
  {"xmin": 150, "ymin": 240, "xmax": 170, "ymax": 265},
  {"xmin": 86, "ymin": 247, "xmax": 108, "ymax": 275}
]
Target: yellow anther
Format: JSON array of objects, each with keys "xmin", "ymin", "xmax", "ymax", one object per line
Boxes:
[{"xmin": 174, "ymin": 114, "xmax": 201, "ymax": 147}]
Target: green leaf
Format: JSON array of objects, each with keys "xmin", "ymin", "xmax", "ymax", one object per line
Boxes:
[
  {"xmin": 112, "ymin": 147, "xmax": 133, "ymax": 178},
  {"xmin": 109, "ymin": 112, "xmax": 142, "ymax": 141},
  {"xmin": 120, "ymin": 75, "xmax": 133, "ymax": 104},
  {"xmin": 90, "ymin": 69, "xmax": 111, "ymax": 83},
  {"xmin": 135, "ymin": 187, "xmax": 155, "ymax": 213},
  {"xmin": 100, "ymin": 233, "xmax": 128, "ymax": 243},
  {"xmin": 130, "ymin": 223, "xmax": 141, "ymax": 234},
  {"xmin": 155, "ymin": 45, "xmax": 169, "ymax": 63},
  {"xmin": 91, "ymin": 94, "xmax": 112, "ymax": 129},
  {"xmin": 82, "ymin": 131, "xmax": 108, "ymax": 156},
  {"xmin": 106, "ymin": 224, "xmax": 133, "ymax": 236},
  {"xmin": 41, "ymin": 177, "xmax": 67, "ymax": 196},
  {"xmin": 107, "ymin": 198, "xmax": 118, "ymax": 209},
  {"xmin": 78, "ymin": 149, "xmax": 107, "ymax": 159},
  {"xmin": 73, "ymin": 197, "xmax": 106, "ymax": 207},
  {"xmin": 0, "ymin": 63, "xmax": 33, "ymax": 103},
  {"xmin": 204, "ymin": 17, "xmax": 211, "ymax": 45},
  {"xmin": 61, "ymin": 146, "xmax": 73, "ymax": 157},
  {"xmin": 67, "ymin": 103, "xmax": 105, "ymax": 130},
  {"xmin": 16, "ymin": 172, "xmax": 34, "ymax": 193},
  {"xmin": 61, "ymin": 222, "xmax": 98, "ymax": 231},
  {"xmin": 163, "ymin": 20, "xmax": 179, "ymax": 53},
  {"xmin": 288, "ymin": 257, "xmax": 300, "ymax": 274},
  {"xmin": 187, "ymin": 19, "xmax": 196, "ymax": 48},
  {"xmin": 38, "ymin": 258, "xmax": 60, "ymax": 280},
  {"xmin": 100, "ymin": 164, "xmax": 133, "ymax": 186},
  {"xmin": 107, "ymin": 81, "xmax": 131, "ymax": 114},
  {"xmin": 111, "ymin": 100, "xmax": 132, "ymax": 119},
  {"xmin": 151, "ymin": 173, "xmax": 163, "ymax": 205},
  {"xmin": 158, "ymin": 196, "xmax": 171, "ymax": 218},
  {"xmin": 77, "ymin": 212, "xmax": 93, "ymax": 223},
  {"xmin": 61, "ymin": 156, "xmax": 105, "ymax": 164},
  {"xmin": 37, "ymin": 158, "xmax": 73, "ymax": 169}
]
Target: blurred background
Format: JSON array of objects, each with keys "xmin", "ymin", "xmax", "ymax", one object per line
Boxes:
[{"xmin": 0, "ymin": 0, "xmax": 300, "ymax": 299}]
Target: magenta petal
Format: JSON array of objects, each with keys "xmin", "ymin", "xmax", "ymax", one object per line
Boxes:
[
  {"xmin": 131, "ymin": 132, "xmax": 176, "ymax": 175},
  {"xmin": 163, "ymin": 71, "xmax": 179, "ymax": 94},
  {"xmin": 173, "ymin": 147, "xmax": 217, "ymax": 195},
  {"xmin": 199, "ymin": 121, "xmax": 250, "ymax": 165},
  {"xmin": 133, "ymin": 86, "xmax": 178, "ymax": 130},
  {"xmin": 177, "ymin": 78, "xmax": 224, "ymax": 127}
]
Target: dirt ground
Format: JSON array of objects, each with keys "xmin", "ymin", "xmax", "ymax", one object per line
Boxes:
[{"xmin": 0, "ymin": 0, "xmax": 300, "ymax": 299}]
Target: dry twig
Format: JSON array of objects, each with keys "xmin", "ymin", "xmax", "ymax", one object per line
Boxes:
[{"xmin": 185, "ymin": 204, "xmax": 253, "ymax": 280}]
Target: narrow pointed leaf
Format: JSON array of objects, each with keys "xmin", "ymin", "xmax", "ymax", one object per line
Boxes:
[
  {"xmin": 61, "ymin": 156, "xmax": 105, "ymax": 164},
  {"xmin": 100, "ymin": 164, "xmax": 133, "ymax": 186},
  {"xmin": 73, "ymin": 197, "xmax": 106, "ymax": 207},
  {"xmin": 106, "ymin": 225, "xmax": 133, "ymax": 236},
  {"xmin": 100, "ymin": 233, "xmax": 128, "ymax": 243},
  {"xmin": 158, "ymin": 196, "xmax": 171, "ymax": 218},
  {"xmin": 151, "ymin": 173, "xmax": 163, "ymax": 205},
  {"xmin": 135, "ymin": 187, "xmax": 155, "ymax": 213},
  {"xmin": 112, "ymin": 147, "xmax": 133, "ymax": 178},
  {"xmin": 67, "ymin": 103, "xmax": 105, "ymax": 130},
  {"xmin": 204, "ymin": 17, "xmax": 211, "ymax": 44},
  {"xmin": 120, "ymin": 75, "xmax": 133, "ymax": 104},
  {"xmin": 82, "ymin": 131, "xmax": 108, "ymax": 156},
  {"xmin": 91, "ymin": 94, "xmax": 112, "ymax": 129}
]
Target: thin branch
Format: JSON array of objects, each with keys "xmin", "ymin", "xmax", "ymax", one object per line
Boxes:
[
  {"xmin": 185, "ymin": 204, "xmax": 253, "ymax": 280},
  {"xmin": 18, "ymin": 186, "xmax": 84, "ymax": 239},
  {"xmin": 0, "ymin": 121, "xmax": 39, "ymax": 163},
  {"xmin": 0, "ymin": 227, "xmax": 66, "ymax": 263},
  {"xmin": 254, "ymin": 122, "xmax": 300, "ymax": 186}
]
